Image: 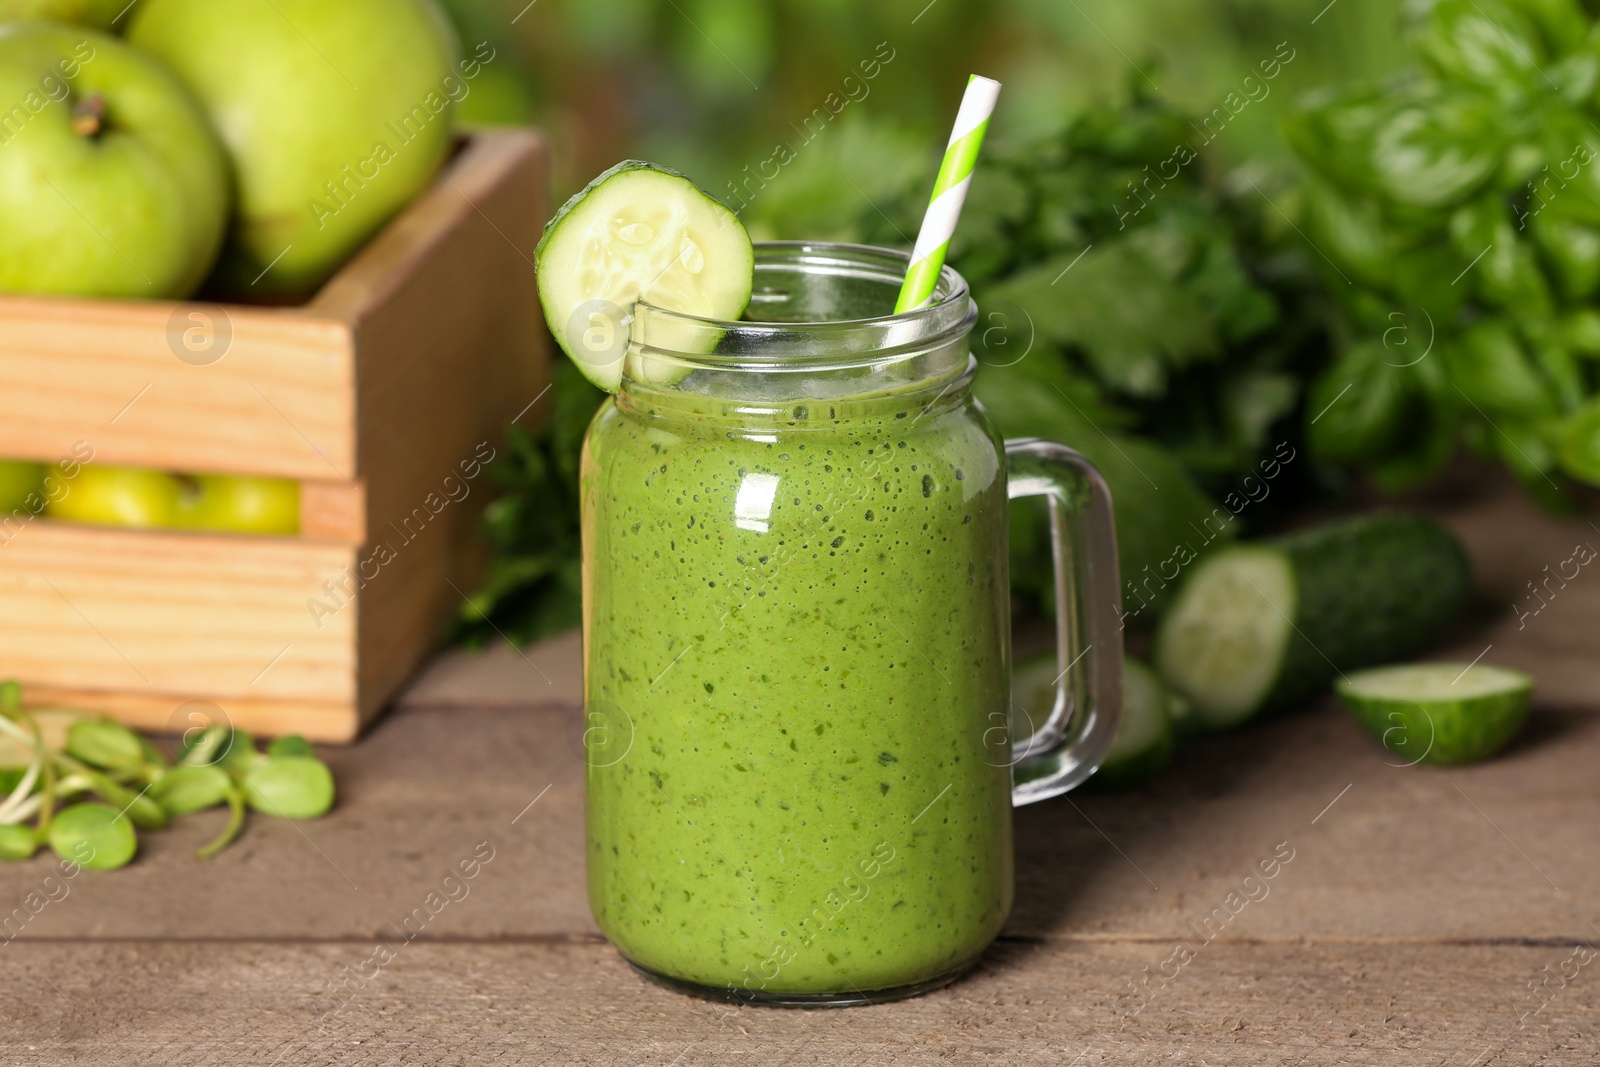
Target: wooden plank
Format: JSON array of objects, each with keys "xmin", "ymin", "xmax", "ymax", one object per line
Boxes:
[
  {"xmin": 397, "ymin": 628, "xmax": 581, "ymax": 711},
  {"xmin": 0, "ymin": 523, "xmax": 356, "ymax": 712},
  {"xmin": 299, "ymin": 479, "xmax": 367, "ymax": 544},
  {"xmin": 1433, "ymin": 486, "xmax": 1600, "ymax": 709},
  {"xmin": 0, "ymin": 484, "xmax": 1586, "ymax": 1058},
  {"xmin": 0, "ymin": 939, "xmax": 1590, "ymax": 1065},
  {"xmin": 13, "ymin": 687, "xmax": 360, "ymax": 744},
  {"xmin": 0, "ymin": 296, "xmax": 355, "ymax": 480},
  {"xmin": 337, "ymin": 131, "xmax": 551, "ymax": 728},
  {"xmin": 0, "ymin": 696, "xmax": 1591, "ymax": 947},
  {"xmin": 0, "ymin": 644, "xmax": 1588, "ymax": 1060}
]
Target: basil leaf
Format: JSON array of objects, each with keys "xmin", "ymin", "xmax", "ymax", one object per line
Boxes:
[
  {"xmin": 1559, "ymin": 397, "xmax": 1600, "ymax": 482},
  {"xmin": 1306, "ymin": 341, "xmax": 1410, "ymax": 465},
  {"xmin": 1302, "ymin": 177, "xmax": 1392, "ymax": 285},
  {"xmin": 1506, "ymin": 0, "xmax": 1589, "ymax": 55},
  {"xmin": 1413, "ymin": 0, "xmax": 1548, "ymax": 96},
  {"xmin": 1561, "ymin": 308, "xmax": 1600, "ymax": 353},
  {"xmin": 1530, "ymin": 211, "xmax": 1600, "ymax": 299},
  {"xmin": 1449, "ymin": 198, "xmax": 1556, "ymax": 313},
  {"xmin": 1285, "ymin": 87, "xmax": 1396, "ymax": 196},
  {"xmin": 1372, "ymin": 91, "xmax": 1504, "ymax": 208},
  {"xmin": 1449, "ymin": 321, "xmax": 1557, "ymax": 417}
]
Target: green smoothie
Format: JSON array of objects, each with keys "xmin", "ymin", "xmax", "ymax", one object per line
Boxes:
[{"xmin": 582, "ymin": 378, "xmax": 1015, "ymax": 997}]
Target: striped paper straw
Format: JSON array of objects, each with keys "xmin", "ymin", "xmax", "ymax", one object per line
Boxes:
[{"xmin": 894, "ymin": 74, "xmax": 1002, "ymax": 313}]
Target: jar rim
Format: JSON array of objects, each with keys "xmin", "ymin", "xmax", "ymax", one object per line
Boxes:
[{"xmin": 626, "ymin": 241, "xmax": 976, "ymax": 376}]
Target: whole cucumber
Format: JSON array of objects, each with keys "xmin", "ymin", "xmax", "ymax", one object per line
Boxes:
[{"xmin": 1156, "ymin": 513, "xmax": 1473, "ymax": 729}]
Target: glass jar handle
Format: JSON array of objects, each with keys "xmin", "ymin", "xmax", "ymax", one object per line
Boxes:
[{"xmin": 1004, "ymin": 439, "xmax": 1123, "ymax": 805}]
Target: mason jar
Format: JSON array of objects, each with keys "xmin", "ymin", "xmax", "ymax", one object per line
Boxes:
[{"xmin": 579, "ymin": 242, "xmax": 1122, "ymax": 1005}]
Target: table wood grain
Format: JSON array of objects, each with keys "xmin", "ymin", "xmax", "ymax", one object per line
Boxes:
[{"xmin": 0, "ymin": 488, "xmax": 1594, "ymax": 1065}]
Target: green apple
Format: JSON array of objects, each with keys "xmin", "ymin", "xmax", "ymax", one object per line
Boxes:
[
  {"xmin": 48, "ymin": 466, "xmax": 181, "ymax": 528},
  {"xmin": 174, "ymin": 475, "xmax": 299, "ymax": 535},
  {"xmin": 129, "ymin": 0, "xmax": 461, "ymax": 298},
  {"xmin": 0, "ymin": 461, "xmax": 45, "ymax": 515},
  {"xmin": 0, "ymin": 0, "xmax": 128, "ymax": 29},
  {"xmin": 0, "ymin": 25, "xmax": 229, "ymax": 299}
]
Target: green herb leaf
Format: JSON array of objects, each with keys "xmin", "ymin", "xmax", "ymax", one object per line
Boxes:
[
  {"xmin": 243, "ymin": 758, "xmax": 335, "ymax": 820},
  {"xmin": 1529, "ymin": 212, "xmax": 1600, "ymax": 300},
  {"xmin": 195, "ymin": 784, "xmax": 246, "ymax": 860},
  {"xmin": 1450, "ymin": 321, "xmax": 1557, "ymax": 418},
  {"xmin": 0, "ymin": 824, "xmax": 36, "ymax": 861},
  {"xmin": 220, "ymin": 731, "xmax": 267, "ymax": 779},
  {"xmin": 66, "ymin": 765, "xmax": 167, "ymax": 831},
  {"xmin": 1370, "ymin": 91, "xmax": 1503, "ymax": 209},
  {"xmin": 267, "ymin": 735, "xmax": 314, "ymax": 759},
  {"xmin": 985, "ymin": 237, "xmax": 1220, "ymax": 398},
  {"xmin": 1413, "ymin": 0, "xmax": 1549, "ymax": 96},
  {"xmin": 149, "ymin": 764, "xmax": 231, "ymax": 817},
  {"xmin": 48, "ymin": 803, "xmax": 137, "ymax": 870},
  {"xmin": 1306, "ymin": 341, "xmax": 1410, "ymax": 465},
  {"xmin": 1558, "ymin": 396, "xmax": 1600, "ymax": 482},
  {"xmin": 65, "ymin": 719, "xmax": 147, "ymax": 774}
]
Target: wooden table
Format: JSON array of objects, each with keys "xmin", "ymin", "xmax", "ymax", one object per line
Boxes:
[{"xmin": 1, "ymin": 489, "xmax": 1596, "ymax": 1065}]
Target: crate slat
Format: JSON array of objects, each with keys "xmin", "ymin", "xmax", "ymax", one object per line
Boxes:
[
  {"xmin": 0, "ymin": 301, "xmax": 355, "ymax": 480},
  {"xmin": 0, "ymin": 130, "xmax": 551, "ymax": 740},
  {"xmin": 0, "ymin": 523, "xmax": 355, "ymax": 701}
]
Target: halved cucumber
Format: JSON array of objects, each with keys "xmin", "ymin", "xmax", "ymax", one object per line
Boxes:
[
  {"xmin": 1009, "ymin": 653, "xmax": 1058, "ymax": 744},
  {"xmin": 1154, "ymin": 546, "xmax": 1294, "ymax": 730},
  {"xmin": 1155, "ymin": 513, "xmax": 1472, "ymax": 730},
  {"xmin": 1011, "ymin": 653, "xmax": 1174, "ymax": 788},
  {"xmin": 535, "ymin": 160, "xmax": 754, "ymax": 392},
  {"xmin": 1336, "ymin": 662, "xmax": 1532, "ymax": 765},
  {"xmin": 1163, "ymin": 687, "xmax": 1200, "ymax": 740},
  {"xmin": 1095, "ymin": 658, "xmax": 1176, "ymax": 788}
]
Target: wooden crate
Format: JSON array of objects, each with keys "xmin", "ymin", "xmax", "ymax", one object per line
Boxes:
[{"xmin": 0, "ymin": 130, "xmax": 550, "ymax": 742}]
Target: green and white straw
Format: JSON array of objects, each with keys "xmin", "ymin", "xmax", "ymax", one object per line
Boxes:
[{"xmin": 894, "ymin": 74, "xmax": 1002, "ymax": 313}]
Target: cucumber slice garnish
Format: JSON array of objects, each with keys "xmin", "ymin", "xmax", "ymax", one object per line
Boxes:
[
  {"xmin": 1011, "ymin": 653, "xmax": 1174, "ymax": 788},
  {"xmin": 535, "ymin": 160, "xmax": 754, "ymax": 392},
  {"xmin": 1336, "ymin": 662, "xmax": 1532, "ymax": 765},
  {"xmin": 1154, "ymin": 545, "xmax": 1295, "ymax": 730}
]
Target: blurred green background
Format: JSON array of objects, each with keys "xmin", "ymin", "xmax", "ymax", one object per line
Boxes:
[
  {"xmin": 444, "ymin": 0, "xmax": 1410, "ymax": 216},
  {"xmin": 443, "ymin": 0, "xmax": 1422, "ymax": 643}
]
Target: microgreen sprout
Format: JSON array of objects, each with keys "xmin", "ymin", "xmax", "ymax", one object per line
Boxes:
[{"xmin": 0, "ymin": 681, "xmax": 336, "ymax": 869}]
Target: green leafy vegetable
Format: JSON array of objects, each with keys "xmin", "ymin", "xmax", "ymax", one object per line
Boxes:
[
  {"xmin": 243, "ymin": 757, "xmax": 335, "ymax": 820},
  {"xmin": 48, "ymin": 803, "xmax": 137, "ymax": 871},
  {"xmin": 454, "ymin": 358, "xmax": 599, "ymax": 646},
  {"xmin": 0, "ymin": 824, "xmax": 37, "ymax": 861},
  {"xmin": 1287, "ymin": 0, "xmax": 1600, "ymax": 497},
  {"xmin": 0, "ymin": 682, "xmax": 337, "ymax": 866},
  {"xmin": 149, "ymin": 764, "xmax": 232, "ymax": 817},
  {"xmin": 266, "ymin": 735, "xmax": 314, "ymax": 759},
  {"xmin": 853, "ymin": 90, "xmax": 1326, "ymax": 613},
  {"xmin": 462, "ymin": 94, "xmax": 1328, "ymax": 628},
  {"xmin": 65, "ymin": 718, "xmax": 148, "ymax": 775}
]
